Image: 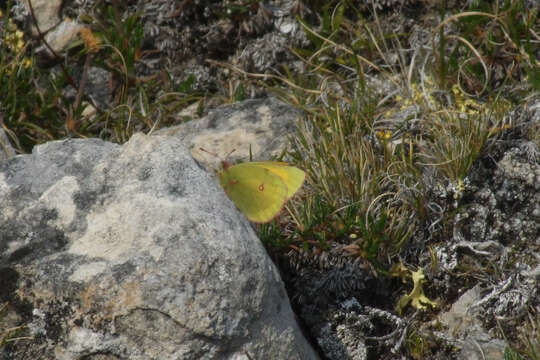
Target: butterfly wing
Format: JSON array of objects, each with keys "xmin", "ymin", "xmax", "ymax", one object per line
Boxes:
[
  {"xmin": 247, "ymin": 162, "xmax": 306, "ymax": 200},
  {"xmin": 219, "ymin": 163, "xmax": 289, "ymax": 223}
]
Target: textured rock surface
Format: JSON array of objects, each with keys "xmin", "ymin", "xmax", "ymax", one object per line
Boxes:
[
  {"xmin": 36, "ymin": 19, "xmax": 84, "ymax": 59},
  {"xmin": 278, "ymin": 247, "xmax": 389, "ymax": 360},
  {"xmin": 438, "ymin": 285, "xmax": 506, "ymax": 360},
  {"xmin": 24, "ymin": 0, "xmax": 62, "ymax": 35},
  {"xmin": 0, "ymin": 133, "xmax": 318, "ymax": 359},
  {"xmin": 427, "ymin": 145, "xmax": 540, "ymax": 359},
  {"xmin": 0, "ymin": 129, "xmax": 16, "ymax": 161},
  {"xmin": 154, "ymin": 97, "xmax": 303, "ymax": 170},
  {"xmin": 454, "ymin": 147, "xmax": 540, "ymax": 246}
]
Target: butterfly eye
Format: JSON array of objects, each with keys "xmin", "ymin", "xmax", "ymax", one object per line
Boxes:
[{"xmin": 258, "ymin": 184, "xmax": 264, "ymax": 192}]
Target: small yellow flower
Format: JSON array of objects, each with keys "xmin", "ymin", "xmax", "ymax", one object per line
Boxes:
[
  {"xmin": 456, "ymin": 179, "xmax": 465, "ymax": 192},
  {"xmin": 453, "ymin": 179, "xmax": 466, "ymax": 200},
  {"xmin": 377, "ymin": 130, "xmax": 392, "ymax": 140}
]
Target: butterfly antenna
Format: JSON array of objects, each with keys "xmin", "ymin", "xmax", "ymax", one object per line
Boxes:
[
  {"xmin": 226, "ymin": 148, "xmax": 236, "ymax": 158},
  {"xmin": 199, "ymin": 147, "xmax": 219, "ymax": 158}
]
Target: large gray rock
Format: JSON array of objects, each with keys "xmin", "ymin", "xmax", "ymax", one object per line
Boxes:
[{"xmin": 0, "ymin": 133, "xmax": 318, "ymax": 359}]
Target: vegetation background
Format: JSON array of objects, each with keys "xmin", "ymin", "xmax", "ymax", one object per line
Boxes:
[{"xmin": 1, "ymin": 0, "xmax": 538, "ymax": 358}]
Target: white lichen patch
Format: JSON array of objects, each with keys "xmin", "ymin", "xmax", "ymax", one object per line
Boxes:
[
  {"xmin": 39, "ymin": 176, "xmax": 79, "ymax": 226},
  {"xmin": 0, "ymin": 173, "xmax": 16, "ymax": 218},
  {"xmin": 68, "ymin": 194, "xmax": 168, "ymax": 264},
  {"xmin": 69, "ymin": 261, "xmax": 107, "ymax": 282},
  {"xmin": 54, "ymin": 326, "xmax": 107, "ymax": 360}
]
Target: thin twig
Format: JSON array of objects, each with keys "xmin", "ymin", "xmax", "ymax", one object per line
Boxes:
[{"xmin": 206, "ymin": 59, "xmax": 322, "ymax": 95}]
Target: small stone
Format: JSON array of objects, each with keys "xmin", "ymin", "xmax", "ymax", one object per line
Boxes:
[{"xmin": 26, "ymin": 0, "xmax": 62, "ymax": 35}]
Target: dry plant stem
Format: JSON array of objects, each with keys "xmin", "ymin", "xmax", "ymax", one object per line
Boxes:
[
  {"xmin": 450, "ymin": 35, "xmax": 489, "ymax": 95},
  {"xmin": 75, "ymin": 53, "xmax": 93, "ymax": 113},
  {"xmin": 297, "ymin": 18, "xmax": 380, "ymax": 72},
  {"xmin": 287, "ymin": 46, "xmax": 334, "ymax": 76},
  {"xmin": 25, "ymin": 0, "xmax": 78, "ymax": 90},
  {"xmin": 101, "ymin": 45, "xmax": 129, "ymax": 103},
  {"xmin": 1, "ymin": 328, "xmax": 32, "ymax": 343},
  {"xmin": 432, "ymin": 11, "xmax": 540, "ymax": 69},
  {"xmin": 205, "ymin": 59, "xmax": 322, "ymax": 95},
  {"xmin": 166, "ymin": 0, "xmax": 191, "ymax": 19},
  {"xmin": 369, "ymin": 1, "xmax": 395, "ymax": 70},
  {"xmin": 67, "ymin": 53, "xmax": 94, "ymax": 135},
  {"xmin": 431, "ymin": 13, "xmax": 490, "ymax": 94}
]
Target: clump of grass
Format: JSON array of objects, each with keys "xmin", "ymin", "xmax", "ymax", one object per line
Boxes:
[
  {"xmin": 501, "ymin": 312, "xmax": 540, "ymax": 360},
  {"xmin": 0, "ymin": 1, "xmax": 203, "ymax": 152},
  {"xmin": 434, "ymin": 0, "xmax": 540, "ymax": 94},
  {"xmin": 255, "ymin": 0, "xmax": 534, "ymax": 261},
  {"xmin": 68, "ymin": 2, "xmax": 205, "ymax": 142},
  {"xmin": 0, "ymin": 1, "xmax": 46, "ymax": 151},
  {"xmin": 417, "ymin": 82, "xmax": 511, "ymax": 182},
  {"xmin": 281, "ymin": 87, "xmax": 418, "ymax": 267},
  {"xmin": 254, "ymin": 4, "xmax": 422, "ymax": 268}
]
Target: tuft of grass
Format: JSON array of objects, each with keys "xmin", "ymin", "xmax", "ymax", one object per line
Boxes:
[
  {"xmin": 434, "ymin": 0, "xmax": 540, "ymax": 95},
  {"xmin": 418, "ymin": 88, "xmax": 511, "ymax": 183},
  {"xmin": 0, "ymin": 1, "xmax": 204, "ymax": 152},
  {"xmin": 501, "ymin": 313, "xmax": 540, "ymax": 360},
  {"xmin": 406, "ymin": 329, "xmax": 430, "ymax": 360},
  {"xmin": 73, "ymin": 3, "xmax": 205, "ymax": 142},
  {"xmin": 250, "ymin": 0, "xmax": 533, "ymax": 263},
  {"xmin": 283, "ymin": 89, "xmax": 418, "ymax": 267}
]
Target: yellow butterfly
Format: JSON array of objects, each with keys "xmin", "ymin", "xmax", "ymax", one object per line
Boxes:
[{"xmin": 219, "ymin": 161, "xmax": 306, "ymax": 223}]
